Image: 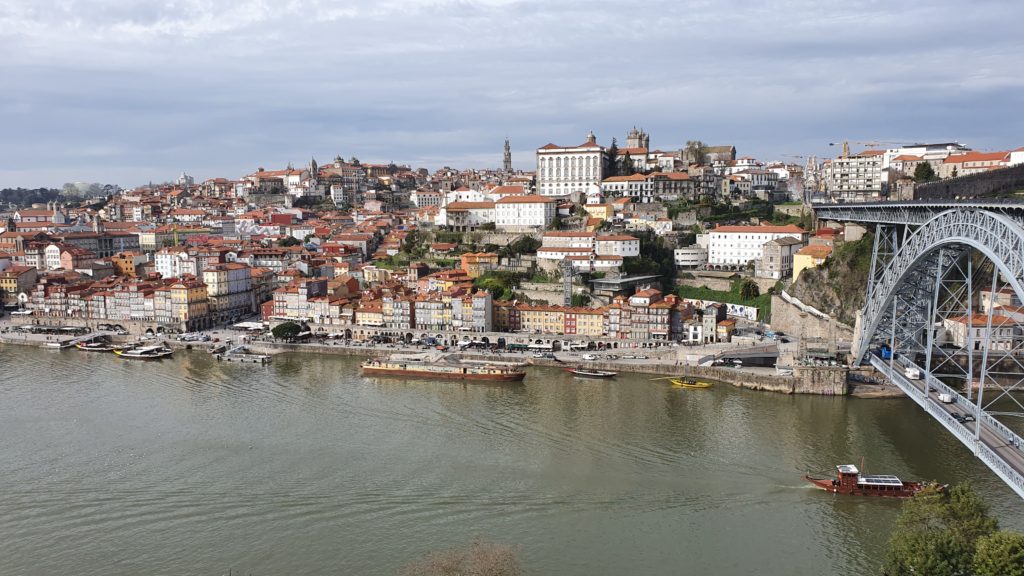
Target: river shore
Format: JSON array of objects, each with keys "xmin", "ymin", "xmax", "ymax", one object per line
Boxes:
[{"xmin": 0, "ymin": 324, "xmax": 901, "ymax": 397}]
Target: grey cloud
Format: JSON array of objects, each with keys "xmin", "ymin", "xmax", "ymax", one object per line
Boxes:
[{"xmin": 1, "ymin": 0, "xmax": 1022, "ymax": 187}]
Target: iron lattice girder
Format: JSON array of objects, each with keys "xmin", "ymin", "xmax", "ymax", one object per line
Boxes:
[
  {"xmin": 855, "ymin": 209, "xmax": 1024, "ymax": 366},
  {"xmin": 815, "ymin": 201, "xmax": 1024, "ymax": 227}
]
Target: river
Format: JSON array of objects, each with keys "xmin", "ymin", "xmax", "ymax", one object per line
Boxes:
[{"xmin": 0, "ymin": 344, "xmax": 1021, "ymax": 575}]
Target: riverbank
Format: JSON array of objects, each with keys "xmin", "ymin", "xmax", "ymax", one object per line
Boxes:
[{"xmin": 1, "ymin": 329, "xmax": 858, "ymax": 396}]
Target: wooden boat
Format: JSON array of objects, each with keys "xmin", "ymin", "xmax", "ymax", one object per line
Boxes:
[
  {"xmin": 566, "ymin": 367, "xmax": 617, "ymax": 378},
  {"xmin": 114, "ymin": 345, "xmax": 173, "ymax": 360},
  {"xmin": 804, "ymin": 464, "xmax": 942, "ymax": 498},
  {"xmin": 76, "ymin": 340, "xmax": 115, "ymax": 352},
  {"xmin": 44, "ymin": 340, "xmax": 75, "ymax": 349},
  {"xmin": 361, "ymin": 355, "xmax": 525, "ymax": 381},
  {"xmin": 671, "ymin": 377, "xmax": 712, "ymax": 389}
]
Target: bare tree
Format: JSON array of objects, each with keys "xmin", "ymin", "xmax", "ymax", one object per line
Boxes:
[{"xmin": 398, "ymin": 539, "xmax": 522, "ymax": 576}]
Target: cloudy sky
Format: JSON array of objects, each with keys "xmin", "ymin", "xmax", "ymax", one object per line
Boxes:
[{"xmin": 1, "ymin": 0, "xmax": 1022, "ymax": 188}]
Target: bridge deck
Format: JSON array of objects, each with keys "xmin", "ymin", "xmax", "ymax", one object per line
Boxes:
[{"xmin": 870, "ymin": 355, "xmax": 1024, "ymax": 499}]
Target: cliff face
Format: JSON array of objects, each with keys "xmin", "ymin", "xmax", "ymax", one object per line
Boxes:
[{"xmin": 787, "ymin": 234, "xmax": 874, "ymax": 327}]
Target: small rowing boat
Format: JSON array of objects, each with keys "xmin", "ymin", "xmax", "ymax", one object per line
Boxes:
[{"xmin": 566, "ymin": 367, "xmax": 617, "ymax": 378}]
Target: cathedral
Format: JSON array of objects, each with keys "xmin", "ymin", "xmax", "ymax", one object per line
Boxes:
[{"xmin": 626, "ymin": 126, "xmax": 650, "ymax": 150}]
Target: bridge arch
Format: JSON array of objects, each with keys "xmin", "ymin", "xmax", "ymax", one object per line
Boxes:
[{"xmin": 855, "ymin": 209, "xmax": 1024, "ymax": 365}]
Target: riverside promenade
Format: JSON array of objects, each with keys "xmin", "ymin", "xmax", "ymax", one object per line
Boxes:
[{"xmin": 0, "ymin": 315, "xmax": 870, "ymax": 396}]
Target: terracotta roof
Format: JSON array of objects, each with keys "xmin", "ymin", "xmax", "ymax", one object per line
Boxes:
[
  {"xmin": 942, "ymin": 151, "xmax": 1010, "ymax": 164},
  {"xmin": 950, "ymin": 314, "xmax": 1014, "ymax": 327},
  {"xmin": 544, "ymin": 231, "xmax": 595, "ymax": 237},
  {"xmin": 712, "ymin": 224, "xmax": 804, "ymax": 234},
  {"xmin": 496, "ymin": 194, "xmax": 555, "ymax": 204},
  {"xmin": 796, "ymin": 245, "xmax": 832, "ymax": 258},
  {"xmin": 445, "ymin": 201, "xmax": 495, "ymax": 210}
]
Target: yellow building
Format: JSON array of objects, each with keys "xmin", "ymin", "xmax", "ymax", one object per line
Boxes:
[
  {"xmin": 565, "ymin": 307, "xmax": 605, "ymax": 336},
  {"xmin": 110, "ymin": 252, "xmax": 143, "ymax": 278},
  {"xmin": 155, "ymin": 277, "xmax": 210, "ymax": 329},
  {"xmin": 583, "ymin": 204, "xmax": 614, "ymax": 222},
  {"xmin": 793, "ymin": 245, "xmax": 833, "ymax": 281},
  {"xmin": 0, "ymin": 265, "xmax": 38, "ymax": 307},
  {"xmin": 459, "ymin": 252, "xmax": 499, "ymax": 279},
  {"xmin": 519, "ymin": 304, "xmax": 565, "ymax": 334}
]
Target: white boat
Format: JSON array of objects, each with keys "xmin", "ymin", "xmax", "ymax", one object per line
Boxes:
[
  {"xmin": 44, "ymin": 340, "xmax": 74, "ymax": 349},
  {"xmin": 114, "ymin": 345, "xmax": 173, "ymax": 359}
]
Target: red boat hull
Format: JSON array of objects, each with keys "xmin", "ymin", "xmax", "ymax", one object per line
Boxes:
[
  {"xmin": 803, "ymin": 475, "xmax": 929, "ymax": 498},
  {"xmin": 361, "ymin": 366, "xmax": 526, "ymax": 381}
]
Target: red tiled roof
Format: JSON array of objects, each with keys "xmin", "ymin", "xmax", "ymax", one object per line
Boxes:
[
  {"xmin": 943, "ymin": 151, "xmax": 1010, "ymax": 164},
  {"xmin": 496, "ymin": 194, "xmax": 555, "ymax": 204},
  {"xmin": 712, "ymin": 224, "xmax": 804, "ymax": 234}
]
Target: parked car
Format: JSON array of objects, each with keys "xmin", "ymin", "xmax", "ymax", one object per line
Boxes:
[{"xmin": 582, "ymin": 353, "xmax": 597, "ymax": 361}]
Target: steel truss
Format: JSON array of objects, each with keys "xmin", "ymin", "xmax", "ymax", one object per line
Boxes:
[{"xmin": 854, "ymin": 209, "xmax": 1024, "ymax": 499}]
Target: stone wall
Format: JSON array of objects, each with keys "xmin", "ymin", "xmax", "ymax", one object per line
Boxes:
[
  {"xmin": 914, "ymin": 163, "xmax": 1024, "ymax": 201},
  {"xmin": 480, "ymin": 232, "xmax": 540, "ymax": 246},
  {"xmin": 530, "ymin": 358, "xmax": 848, "ymax": 395},
  {"xmin": 770, "ymin": 294, "xmax": 854, "ymax": 340},
  {"xmin": 676, "ymin": 274, "xmax": 777, "ymax": 294}
]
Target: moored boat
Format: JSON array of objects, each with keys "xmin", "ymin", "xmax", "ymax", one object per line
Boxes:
[
  {"xmin": 76, "ymin": 340, "xmax": 116, "ymax": 352},
  {"xmin": 361, "ymin": 353, "xmax": 525, "ymax": 381},
  {"xmin": 671, "ymin": 377, "xmax": 712, "ymax": 389},
  {"xmin": 804, "ymin": 464, "xmax": 942, "ymax": 498},
  {"xmin": 114, "ymin": 345, "xmax": 173, "ymax": 360},
  {"xmin": 566, "ymin": 367, "xmax": 617, "ymax": 378}
]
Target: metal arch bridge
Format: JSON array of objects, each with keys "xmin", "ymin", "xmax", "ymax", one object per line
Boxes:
[{"xmin": 816, "ymin": 201, "xmax": 1024, "ymax": 499}]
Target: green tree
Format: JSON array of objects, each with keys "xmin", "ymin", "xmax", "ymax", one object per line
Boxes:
[
  {"xmin": 684, "ymin": 140, "xmax": 708, "ymax": 165},
  {"xmin": 620, "ymin": 152, "xmax": 636, "ymax": 176},
  {"xmin": 277, "ymin": 236, "xmax": 301, "ymax": 247},
  {"xmin": 974, "ymin": 531, "xmax": 1024, "ymax": 576},
  {"xmin": 271, "ymin": 322, "xmax": 301, "ymax": 340},
  {"xmin": 501, "ymin": 235, "xmax": 541, "ymax": 257},
  {"xmin": 606, "ymin": 138, "xmax": 619, "ymax": 177},
  {"xmin": 914, "ymin": 162, "xmax": 938, "ymax": 182},
  {"xmin": 738, "ymin": 278, "xmax": 760, "ymax": 300},
  {"xmin": 883, "ymin": 483, "xmax": 998, "ymax": 576},
  {"xmin": 570, "ymin": 293, "xmax": 592, "ymax": 307}
]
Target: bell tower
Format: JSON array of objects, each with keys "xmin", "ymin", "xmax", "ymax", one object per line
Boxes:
[{"xmin": 503, "ymin": 138, "xmax": 512, "ymax": 173}]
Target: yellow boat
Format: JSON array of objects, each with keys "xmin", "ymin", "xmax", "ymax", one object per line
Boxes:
[{"xmin": 671, "ymin": 378, "xmax": 712, "ymax": 389}]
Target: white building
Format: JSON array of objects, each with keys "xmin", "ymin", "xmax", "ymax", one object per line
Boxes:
[
  {"xmin": 1010, "ymin": 147, "xmax": 1024, "ymax": 167},
  {"xmin": 410, "ymin": 189, "xmax": 443, "ymax": 208},
  {"xmin": 601, "ymin": 174, "xmax": 651, "ymax": 201},
  {"xmin": 823, "ymin": 150, "xmax": 886, "ymax": 201},
  {"xmin": 439, "ymin": 201, "xmax": 495, "ymax": 231},
  {"xmin": 495, "ymin": 195, "xmax": 556, "ymax": 231},
  {"xmin": 674, "ymin": 246, "xmax": 707, "ymax": 268},
  {"xmin": 942, "ymin": 314, "xmax": 1016, "ymax": 351},
  {"xmin": 707, "ymin": 224, "xmax": 807, "ymax": 268},
  {"xmin": 154, "ymin": 247, "xmax": 197, "ymax": 279},
  {"xmin": 595, "ymin": 235, "xmax": 640, "ymax": 257},
  {"xmin": 536, "ymin": 131, "xmax": 606, "ymax": 197},
  {"xmin": 541, "ymin": 231, "xmax": 595, "ymax": 249}
]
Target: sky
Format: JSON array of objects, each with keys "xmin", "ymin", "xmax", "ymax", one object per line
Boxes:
[{"xmin": 1, "ymin": 0, "xmax": 1023, "ymax": 189}]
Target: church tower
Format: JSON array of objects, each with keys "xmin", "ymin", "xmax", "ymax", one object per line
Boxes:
[{"xmin": 503, "ymin": 138, "xmax": 512, "ymax": 173}]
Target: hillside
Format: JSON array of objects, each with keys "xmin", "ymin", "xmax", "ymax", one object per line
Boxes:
[{"xmin": 786, "ymin": 234, "xmax": 874, "ymax": 327}]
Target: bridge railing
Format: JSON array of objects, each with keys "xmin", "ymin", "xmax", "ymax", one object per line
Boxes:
[
  {"xmin": 870, "ymin": 355, "xmax": 1024, "ymax": 499},
  {"xmin": 916, "ymin": 364, "xmax": 1024, "ymax": 455}
]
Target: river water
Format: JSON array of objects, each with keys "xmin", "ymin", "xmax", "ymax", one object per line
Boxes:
[{"xmin": 1, "ymin": 345, "xmax": 1021, "ymax": 575}]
